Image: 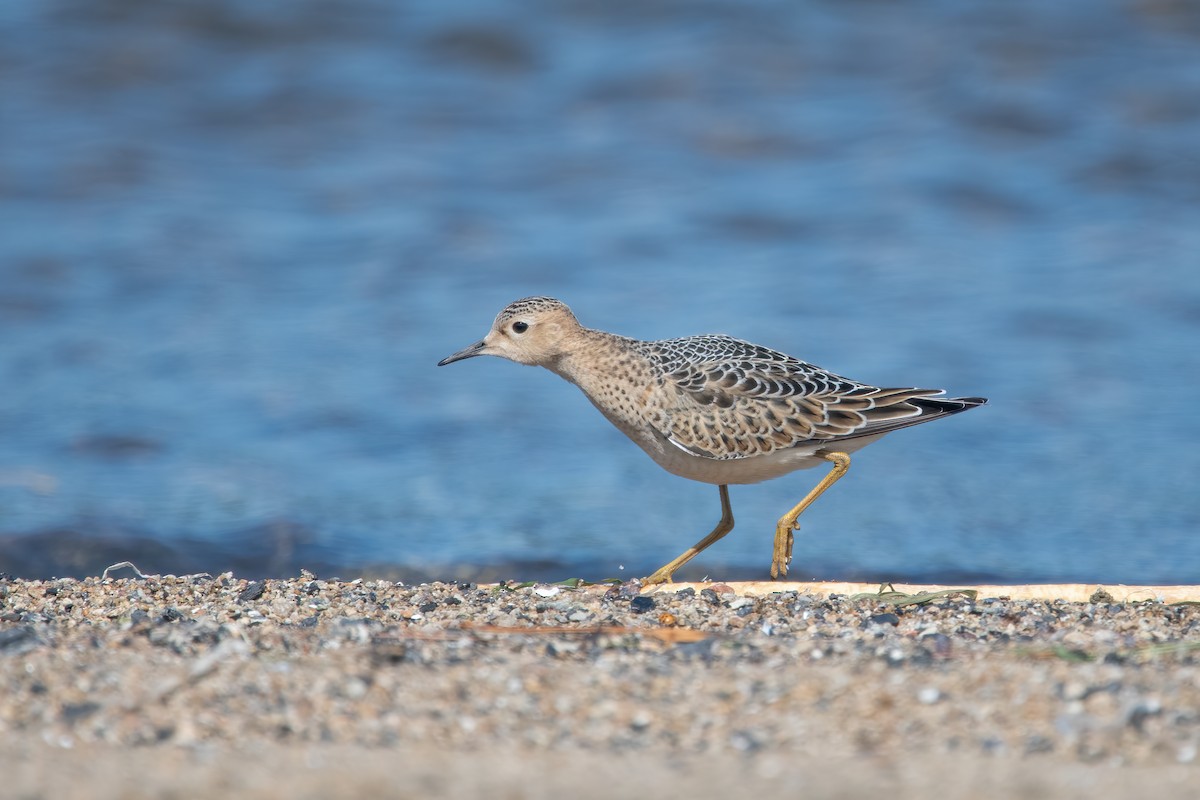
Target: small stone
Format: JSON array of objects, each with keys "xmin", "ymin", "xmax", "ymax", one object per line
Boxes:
[
  {"xmin": 867, "ymin": 613, "xmax": 900, "ymax": 627},
  {"xmin": 928, "ymin": 633, "xmax": 953, "ymax": 657},
  {"xmin": 615, "ymin": 580, "xmax": 643, "ymax": 599},
  {"xmin": 237, "ymin": 582, "xmax": 265, "ymax": 603},
  {"xmin": 918, "ymin": 687, "xmax": 941, "ymax": 705},
  {"xmin": 60, "ymin": 702, "xmax": 101, "ymax": 723},
  {"xmin": 342, "ymin": 677, "xmax": 369, "ymax": 699},
  {"xmin": 1025, "ymin": 735, "xmax": 1054, "ymax": 754},
  {"xmin": 630, "ymin": 596, "xmax": 655, "ymax": 614},
  {"xmin": 1125, "ymin": 697, "xmax": 1162, "ymax": 731},
  {"xmin": 980, "ymin": 737, "xmax": 1005, "ymax": 754},
  {"xmin": 547, "ymin": 640, "xmax": 581, "ymax": 656},
  {"xmin": 1060, "ymin": 630, "xmax": 1090, "ymax": 649},
  {"xmin": 156, "ymin": 607, "xmax": 184, "ymax": 624},
  {"xmin": 1061, "ymin": 681, "xmax": 1087, "ymax": 701},
  {"xmin": 0, "ymin": 626, "xmax": 39, "ymax": 654},
  {"xmin": 909, "ymin": 646, "xmax": 934, "ymax": 667},
  {"xmin": 730, "ymin": 730, "xmax": 762, "ymax": 752}
]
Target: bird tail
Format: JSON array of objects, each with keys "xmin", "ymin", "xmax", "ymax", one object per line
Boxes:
[{"xmin": 835, "ymin": 392, "xmax": 987, "ymax": 442}]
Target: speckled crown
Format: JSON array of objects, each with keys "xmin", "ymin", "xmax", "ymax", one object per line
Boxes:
[{"xmin": 494, "ymin": 297, "xmax": 573, "ymax": 325}]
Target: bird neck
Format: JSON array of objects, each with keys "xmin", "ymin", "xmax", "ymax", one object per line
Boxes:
[{"xmin": 546, "ymin": 327, "xmax": 639, "ymax": 388}]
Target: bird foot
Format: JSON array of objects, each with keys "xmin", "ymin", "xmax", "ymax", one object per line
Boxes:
[
  {"xmin": 771, "ymin": 521, "xmax": 797, "ymax": 579},
  {"xmin": 641, "ymin": 567, "xmax": 674, "ymax": 586}
]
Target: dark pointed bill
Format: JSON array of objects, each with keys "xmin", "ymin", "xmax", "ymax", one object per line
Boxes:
[{"xmin": 437, "ymin": 340, "xmax": 487, "ymax": 366}]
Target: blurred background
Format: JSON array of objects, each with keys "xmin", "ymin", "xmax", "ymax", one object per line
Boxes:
[{"xmin": 2, "ymin": 0, "xmax": 1198, "ymax": 583}]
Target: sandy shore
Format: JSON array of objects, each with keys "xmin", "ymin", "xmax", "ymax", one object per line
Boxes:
[{"xmin": 2, "ymin": 573, "xmax": 1198, "ymax": 797}]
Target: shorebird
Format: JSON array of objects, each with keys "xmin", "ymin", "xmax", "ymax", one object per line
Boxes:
[{"xmin": 438, "ymin": 297, "xmax": 986, "ymax": 584}]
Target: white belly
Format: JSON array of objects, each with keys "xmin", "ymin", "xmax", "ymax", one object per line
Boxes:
[{"xmin": 613, "ymin": 416, "xmax": 886, "ymax": 485}]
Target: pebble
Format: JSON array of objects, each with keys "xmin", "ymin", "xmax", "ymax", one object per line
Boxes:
[
  {"xmin": 917, "ymin": 687, "xmax": 941, "ymax": 705},
  {"xmin": 629, "ymin": 596, "xmax": 655, "ymax": 614}
]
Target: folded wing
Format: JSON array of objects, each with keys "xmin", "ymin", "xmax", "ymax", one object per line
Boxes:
[{"xmin": 642, "ymin": 336, "xmax": 984, "ymax": 461}]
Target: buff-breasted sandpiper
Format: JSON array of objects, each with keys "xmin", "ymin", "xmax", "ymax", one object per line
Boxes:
[{"xmin": 438, "ymin": 297, "xmax": 986, "ymax": 584}]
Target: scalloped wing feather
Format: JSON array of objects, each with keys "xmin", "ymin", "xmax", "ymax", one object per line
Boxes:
[{"xmin": 640, "ymin": 335, "xmax": 975, "ymax": 461}]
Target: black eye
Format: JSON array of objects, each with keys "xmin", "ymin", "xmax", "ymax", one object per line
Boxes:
[{"xmin": 512, "ymin": 321, "xmax": 529, "ymax": 334}]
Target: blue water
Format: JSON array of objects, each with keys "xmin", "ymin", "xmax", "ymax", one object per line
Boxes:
[{"xmin": 2, "ymin": 0, "xmax": 1199, "ymax": 582}]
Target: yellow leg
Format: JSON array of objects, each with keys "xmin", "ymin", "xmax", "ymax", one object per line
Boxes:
[
  {"xmin": 771, "ymin": 451, "xmax": 851, "ymax": 579},
  {"xmin": 643, "ymin": 485, "xmax": 734, "ymax": 585}
]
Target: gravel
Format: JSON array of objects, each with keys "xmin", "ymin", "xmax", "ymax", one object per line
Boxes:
[{"xmin": 1, "ymin": 573, "xmax": 1198, "ymax": 797}]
